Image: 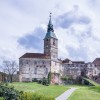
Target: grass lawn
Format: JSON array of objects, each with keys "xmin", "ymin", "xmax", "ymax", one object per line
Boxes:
[
  {"xmin": 68, "ymin": 86, "xmax": 100, "ymax": 100},
  {"xmin": 89, "ymin": 85, "xmax": 100, "ymax": 93},
  {"xmin": 35, "ymin": 85, "xmax": 69, "ymax": 97},
  {"xmin": 10, "ymin": 82, "xmax": 100, "ymax": 99},
  {"xmin": 67, "ymin": 77, "xmax": 100, "ymax": 100},
  {"xmin": 10, "ymin": 82, "xmax": 69, "ymax": 98},
  {"xmin": 0, "ymin": 97, "xmax": 4, "ymax": 100}
]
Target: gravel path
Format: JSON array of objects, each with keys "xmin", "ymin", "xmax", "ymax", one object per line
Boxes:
[{"xmin": 55, "ymin": 88, "xmax": 77, "ymax": 100}]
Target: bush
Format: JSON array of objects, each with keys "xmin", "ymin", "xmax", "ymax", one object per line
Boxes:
[
  {"xmin": 20, "ymin": 92, "xmax": 54, "ymax": 100},
  {"xmin": 0, "ymin": 85, "xmax": 20, "ymax": 100},
  {"xmin": 38, "ymin": 80, "xmax": 42, "ymax": 84},
  {"xmin": 61, "ymin": 76, "xmax": 69, "ymax": 81},
  {"xmin": 32, "ymin": 78, "xmax": 38, "ymax": 82},
  {"xmin": 55, "ymin": 83, "xmax": 59, "ymax": 85},
  {"xmin": 42, "ymin": 77, "xmax": 49, "ymax": 86},
  {"xmin": 48, "ymin": 72, "xmax": 51, "ymax": 84}
]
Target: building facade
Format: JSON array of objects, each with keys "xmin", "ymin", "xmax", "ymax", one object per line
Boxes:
[
  {"xmin": 19, "ymin": 14, "xmax": 62, "ymax": 84},
  {"xmin": 19, "ymin": 14, "xmax": 100, "ymax": 84}
]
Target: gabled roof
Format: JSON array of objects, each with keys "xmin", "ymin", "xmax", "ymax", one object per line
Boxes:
[
  {"xmin": 19, "ymin": 53, "xmax": 50, "ymax": 59},
  {"xmin": 93, "ymin": 58, "xmax": 100, "ymax": 66}
]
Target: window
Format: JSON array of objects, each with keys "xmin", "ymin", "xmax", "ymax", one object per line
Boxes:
[
  {"xmin": 46, "ymin": 39, "xmax": 49, "ymax": 44},
  {"xmin": 34, "ymin": 61, "xmax": 37, "ymax": 64},
  {"xmin": 25, "ymin": 60, "xmax": 29, "ymax": 64},
  {"xmin": 46, "ymin": 39, "xmax": 48, "ymax": 41},
  {"xmin": 34, "ymin": 67, "xmax": 37, "ymax": 74},
  {"xmin": 29, "ymin": 67, "xmax": 30, "ymax": 70},
  {"xmin": 45, "ymin": 68, "xmax": 48, "ymax": 74},
  {"xmin": 53, "ymin": 39, "xmax": 55, "ymax": 45},
  {"xmin": 36, "ymin": 65, "xmax": 38, "ymax": 67},
  {"xmin": 94, "ymin": 70, "xmax": 96, "ymax": 74},
  {"xmin": 44, "ymin": 65, "xmax": 46, "ymax": 67},
  {"xmin": 42, "ymin": 61, "xmax": 45, "ymax": 64},
  {"xmin": 55, "ymin": 62, "xmax": 56, "ymax": 65}
]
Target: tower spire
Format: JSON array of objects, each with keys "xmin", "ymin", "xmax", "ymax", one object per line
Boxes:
[
  {"xmin": 47, "ymin": 13, "xmax": 54, "ymax": 32},
  {"xmin": 45, "ymin": 13, "xmax": 57, "ymax": 39},
  {"xmin": 49, "ymin": 12, "xmax": 52, "ymax": 25}
]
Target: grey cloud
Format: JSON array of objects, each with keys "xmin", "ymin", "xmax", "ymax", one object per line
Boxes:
[
  {"xmin": 18, "ymin": 27, "xmax": 45, "ymax": 52},
  {"xmin": 70, "ymin": 26, "xmax": 92, "ymax": 39},
  {"xmin": 55, "ymin": 5, "xmax": 91, "ymax": 29}
]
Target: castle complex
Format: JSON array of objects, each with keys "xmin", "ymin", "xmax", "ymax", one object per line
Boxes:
[{"xmin": 19, "ymin": 14, "xmax": 100, "ymax": 84}]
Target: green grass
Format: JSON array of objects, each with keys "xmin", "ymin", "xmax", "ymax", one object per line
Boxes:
[
  {"xmin": 83, "ymin": 77, "xmax": 99, "ymax": 86},
  {"xmin": 68, "ymin": 86, "xmax": 100, "ymax": 100},
  {"xmin": 10, "ymin": 82, "xmax": 69, "ymax": 98},
  {"xmin": 10, "ymin": 82, "xmax": 46, "ymax": 92},
  {"xmin": 0, "ymin": 97, "xmax": 4, "ymax": 100},
  {"xmin": 89, "ymin": 85, "xmax": 100, "ymax": 93},
  {"xmin": 35, "ymin": 85, "xmax": 69, "ymax": 97},
  {"xmin": 68, "ymin": 78, "xmax": 100, "ymax": 100},
  {"xmin": 10, "ymin": 82, "xmax": 100, "ymax": 99}
]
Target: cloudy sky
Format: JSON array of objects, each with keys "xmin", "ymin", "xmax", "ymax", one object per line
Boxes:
[{"xmin": 0, "ymin": 0, "xmax": 100, "ymax": 64}]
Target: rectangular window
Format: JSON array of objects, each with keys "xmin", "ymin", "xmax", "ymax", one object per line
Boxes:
[
  {"xmin": 34, "ymin": 61, "xmax": 37, "ymax": 64},
  {"xmin": 34, "ymin": 67, "xmax": 37, "ymax": 74},
  {"xmin": 45, "ymin": 68, "xmax": 48, "ymax": 74}
]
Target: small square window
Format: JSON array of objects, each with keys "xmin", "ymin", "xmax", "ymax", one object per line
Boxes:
[{"xmin": 34, "ymin": 61, "xmax": 37, "ymax": 64}]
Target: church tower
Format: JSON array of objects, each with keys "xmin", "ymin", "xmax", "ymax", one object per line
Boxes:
[{"xmin": 44, "ymin": 13, "xmax": 58, "ymax": 59}]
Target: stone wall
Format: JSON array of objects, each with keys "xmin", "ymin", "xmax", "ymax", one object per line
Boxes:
[
  {"xmin": 62, "ymin": 63, "xmax": 85, "ymax": 78},
  {"xmin": 19, "ymin": 58, "xmax": 51, "ymax": 82}
]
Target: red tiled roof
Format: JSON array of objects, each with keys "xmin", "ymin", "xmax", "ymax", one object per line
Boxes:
[
  {"xmin": 93, "ymin": 58, "xmax": 100, "ymax": 66},
  {"xmin": 19, "ymin": 53, "xmax": 50, "ymax": 59}
]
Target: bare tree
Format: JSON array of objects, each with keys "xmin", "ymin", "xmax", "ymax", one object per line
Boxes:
[{"xmin": 2, "ymin": 60, "xmax": 18, "ymax": 83}]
